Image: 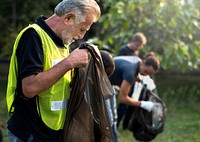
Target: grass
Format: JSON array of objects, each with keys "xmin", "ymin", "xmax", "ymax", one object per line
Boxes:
[{"xmin": 1, "ymin": 62, "xmax": 200, "ymax": 142}]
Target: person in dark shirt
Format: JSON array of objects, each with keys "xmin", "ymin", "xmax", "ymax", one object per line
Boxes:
[
  {"xmin": 117, "ymin": 32, "xmax": 148, "ymax": 129},
  {"xmin": 118, "ymin": 32, "xmax": 147, "ymax": 57},
  {"xmin": 109, "ymin": 52, "xmax": 160, "ymax": 140},
  {"xmin": 6, "ymin": 0, "xmax": 101, "ymax": 142}
]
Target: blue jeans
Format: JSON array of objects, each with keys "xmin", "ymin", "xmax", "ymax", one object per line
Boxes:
[
  {"xmin": 106, "ymin": 95, "xmax": 118, "ymax": 142},
  {"xmin": 110, "ymin": 95, "xmax": 118, "ymax": 142},
  {"xmin": 8, "ymin": 131, "xmax": 33, "ymax": 142},
  {"xmin": 105, "ymin": 99, "xmax": 113, "ymax": 126}
]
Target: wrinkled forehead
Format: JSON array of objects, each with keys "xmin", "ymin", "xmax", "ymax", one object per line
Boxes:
[{"xmin": 77, "ymin": 13, "xmax": 95, "ymax": 29}]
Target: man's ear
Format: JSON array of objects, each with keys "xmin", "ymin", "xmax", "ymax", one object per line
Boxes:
[{"xmin": 64, "ymin": 13, "xmax": 75, "ymax": 24}]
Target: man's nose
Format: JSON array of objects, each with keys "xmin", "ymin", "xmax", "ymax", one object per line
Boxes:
[{"xmin": 78, "ymin": 32, "xmax": 86, "ymax": 39}]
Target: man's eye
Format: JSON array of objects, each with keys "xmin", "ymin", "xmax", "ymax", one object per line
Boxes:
[{"xmin": 80, "ymin": 29, "xmax": 85, "ymax": 32}]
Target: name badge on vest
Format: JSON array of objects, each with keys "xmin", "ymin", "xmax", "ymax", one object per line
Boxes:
[
  {"xmin": 51, "ymin": 99, "xmax": 68, "ymax": 111},
  {"xmin": 52, "ymin": 58, "xmax": 64, "ymax": 67}
]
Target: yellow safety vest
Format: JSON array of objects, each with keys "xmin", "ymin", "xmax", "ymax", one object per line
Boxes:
[{"xmin": 6, "ymin": 24, "xmax": 71, "ymax": 130}]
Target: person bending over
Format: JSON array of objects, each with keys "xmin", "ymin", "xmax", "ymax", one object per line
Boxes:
[{"xmin": 109, "ymin": 52, "xmax": 160, "ymax": 129}]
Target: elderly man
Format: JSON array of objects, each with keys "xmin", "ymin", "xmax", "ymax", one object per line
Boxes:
[{"xmin": 6, "ymin": 0, "xmax": 101, "ymax": 141}]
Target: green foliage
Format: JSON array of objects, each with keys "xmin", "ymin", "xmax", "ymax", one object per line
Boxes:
[
  {"xmin": 0, "ymin": 0, "xmax": 60, "ymax": 58},
  {"xmin": 95, "ymin": 0, "xmax": 200, "ymax": 72}
]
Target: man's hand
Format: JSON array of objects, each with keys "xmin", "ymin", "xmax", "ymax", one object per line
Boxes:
[
  {"xmin": 67, "ymin": 48, "xmax": 90, "ymax": 68},
  {"xmin": 140, "ymin": 101, "xmax": 154, "ymax": 112}
]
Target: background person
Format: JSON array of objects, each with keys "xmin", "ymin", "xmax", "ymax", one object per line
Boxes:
[
  {"xmin": 109, "ymin": 52, "xmax": 160, "ymax": 136},
  {"xmin": 100, "ymin": 50, "xmax": 115, "ymax": 77},
  {"xmin": 6, "ymin": 0, "xmax": 101, "ymax": 141},
  {"xmin": 117, "ymin": 32, "xmax": 148, "ymax": 129},
  {"xmin": 118, "ymin": 32, "xmax": 147, "ymax": 57}
]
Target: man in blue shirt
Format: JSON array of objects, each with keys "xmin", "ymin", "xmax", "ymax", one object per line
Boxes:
[{"xmin": 109, "ymin": 53, "xmax": 160, "ymax": 141}]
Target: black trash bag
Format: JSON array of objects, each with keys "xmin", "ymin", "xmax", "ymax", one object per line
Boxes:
[
  {"xmin": 63, "ymin": 43, "xmax": 114, "ymax": 142},
  {"xmin": 128, "ymin": 85, "xmax": 166, "ymax": 141}
]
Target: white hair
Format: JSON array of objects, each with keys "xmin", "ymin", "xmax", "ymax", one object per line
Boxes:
[{"xmin": 54, "ymin": 0, "xmax": 101, "ymax": 23}]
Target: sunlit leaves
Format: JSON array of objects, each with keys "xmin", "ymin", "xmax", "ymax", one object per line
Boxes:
[{"xmin": 96, "ymin": 0, "xmax": 200, "ymax": 72}]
